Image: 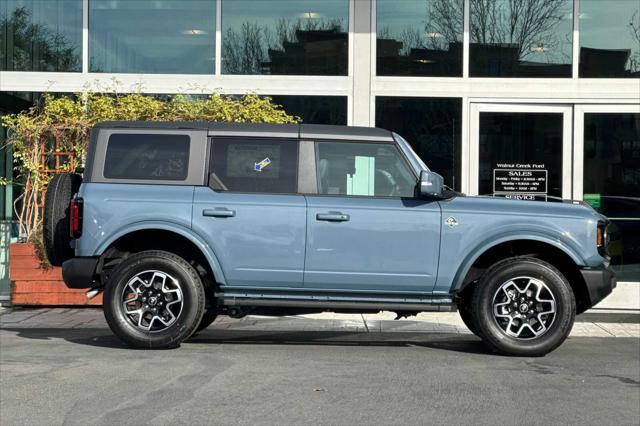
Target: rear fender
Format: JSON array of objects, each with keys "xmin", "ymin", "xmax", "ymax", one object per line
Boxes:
[{"xmin": 94, "ymin": 221, "xmax": 227, "ymax": 285}]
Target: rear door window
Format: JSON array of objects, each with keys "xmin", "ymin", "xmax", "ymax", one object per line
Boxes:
[
  {"xmin": 104, "ymin": 133, "xmax": 190, "ymax": 180},
  {"xmin": 210, "ymin": 138, "xmax": 298, "ymax": 194}
]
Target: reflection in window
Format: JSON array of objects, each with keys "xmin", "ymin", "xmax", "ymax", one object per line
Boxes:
[
  {"xmin": 211, "ymin": 138, "xmax": 298, "ymax": 194},
  {"xmin": 583, "ymin": 113, "xmax": 640, "ymax": 281},
  {"xmin": 89, "ymin": 0, "xmax": 215, "ymax": 74},
  {"xmin": 269, "ymin": 96, "xmax": 347, "ymax": 125},
  {"xmin": 469, "ymin": 0, "xmax": 573, "ymax": 77},
  {"xmin": 222, "ymin": 0, "xmax": 348, "ymax": 75},
  {"xmin": 377, "ymin": 0, "xmax": 463, "ymax": 76},
  {"xmin": 104, "ymin": 134, "xmax": 190, "ymax": 181},
  {"xmin": 579, "ymin": 0, "xmax": 640, "ymax": 78},
  {"xmin": 316, "ymin": 142, "xmax": 416, "ymax": 197},
  {"xmin": 0, "ymin": 0, "xmax": 81, "ymax": 72},
  {"xmin": 478, "ymin": 113, "xmax": 563, "ymax": 199},
  {"xmin": 375, "ymin": 97, "xmax": 462, "ymax": 191}
]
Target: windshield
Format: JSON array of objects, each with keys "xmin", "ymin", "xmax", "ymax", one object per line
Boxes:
[{"xmin": 392, "ymin": 133, "xmax": 428, "ymax": 171}]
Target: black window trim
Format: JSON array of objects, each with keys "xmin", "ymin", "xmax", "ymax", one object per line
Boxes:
[{"xmin": 207, "ymin": 136, "xmax": 301, "ymax": 196}]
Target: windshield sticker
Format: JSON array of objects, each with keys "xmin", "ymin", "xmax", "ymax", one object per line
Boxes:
[{"xmin": 254, "ymin": 157, "xmax": 271, "ymax": 172}]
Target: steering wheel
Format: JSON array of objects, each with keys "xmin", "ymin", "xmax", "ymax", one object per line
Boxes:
[{"xmin": 375, "ymin": 169, "xmax": 400, "ymax": 196}]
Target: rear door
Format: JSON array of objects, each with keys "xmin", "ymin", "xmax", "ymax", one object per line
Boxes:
[
  {"xmin": 192, "ymin": 137, "xmax": 306, "ymax": 288},
  {"xmin": 304, "ymin": 140, "xmax": 442, "ymax": 292}
]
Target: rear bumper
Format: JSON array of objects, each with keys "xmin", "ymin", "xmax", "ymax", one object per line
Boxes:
[
  {"xmin": 580, "ymin": 266, "xmax": 617, "ymax": 308},
  {"xmin": 62, "ymin": 257, "xmax": 99, "ymax": 289}
]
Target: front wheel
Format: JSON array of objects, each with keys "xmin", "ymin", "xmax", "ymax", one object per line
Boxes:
[
  {"xmin": 103, "ymin": 250, "xmax": 205, "ymax": 349},
  {"xmin": 471, "ymin": 257, "xmax": 575, "ymax": 356}
]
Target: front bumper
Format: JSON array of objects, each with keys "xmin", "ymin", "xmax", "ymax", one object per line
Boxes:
[
  {"xmin": 62, "ymin": 257, "xmax": 99, "ymax": 289},
  {"xmin": 580, "ymin": 266, "xmax": 617, "ymax": 308}
]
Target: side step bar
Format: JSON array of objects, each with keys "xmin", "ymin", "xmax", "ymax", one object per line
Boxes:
[{"xmin": 220, "ymin": 297, "xmax": 456, "ymax": 312}]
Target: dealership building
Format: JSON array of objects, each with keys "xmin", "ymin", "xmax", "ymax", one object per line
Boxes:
[{"xmin": 1, "ymin": 0, "xmax": 639, "ymax": 302}]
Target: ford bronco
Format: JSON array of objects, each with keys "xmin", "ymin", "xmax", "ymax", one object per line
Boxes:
[{"xmin": 43, "ymin": 121, "xmax": 616, "ymax": 355}]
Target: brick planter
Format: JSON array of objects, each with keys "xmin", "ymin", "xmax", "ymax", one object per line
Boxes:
[{"xmin": 9, "ymin": 243, "xmax": 102, "ymax": 306}]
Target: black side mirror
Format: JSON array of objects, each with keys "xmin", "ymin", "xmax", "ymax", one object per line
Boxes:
[{"xmin": 419, "ymin": 170, "xmax": 444, "ymax": 198}]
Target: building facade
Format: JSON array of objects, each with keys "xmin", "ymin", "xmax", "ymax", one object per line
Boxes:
[{"xmin": 1, "ymin": 0, "xmax": 639, "ymax": 299}]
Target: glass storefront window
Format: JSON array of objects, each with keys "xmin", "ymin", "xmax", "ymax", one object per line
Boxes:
[
  {"xmin": 478, "ymin": 112, "xmax": 564, "ymax": 199},
  {"xmin": 469, "ymin": 0, "xmax": 573, "ymax": 77},
  {"xmin": 89, "ymin": 0, "xmax": 215, "ymax": 74},
  {"xmin": 375, "ymin": 97, "xmax": 462, "ymax": 191},
  {"xmin": 269, "ymin": 96, "xmax": 347, "ymax": 125},
  {"xmin": 221, "ymin": 0, "xmax": 348, "ymax": 75},
  {"xmin": 376, "ymin": 0, "xmax": 463, "ymax": 76},
  {"xmin": 579, "ymin": 0, "xmax": 640, "ymax": 78},
  {"xmin": 0, "ymin": 0, "xmax": 82, "ymax": 72},
  {"xmin": 583, "ymin": 113, "xmax": 640, "ymax": 281}
]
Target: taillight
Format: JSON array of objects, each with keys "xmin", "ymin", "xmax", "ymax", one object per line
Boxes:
[{"xmin": 70, "ymin": 197, "xmax": 83, "ymax": 239}]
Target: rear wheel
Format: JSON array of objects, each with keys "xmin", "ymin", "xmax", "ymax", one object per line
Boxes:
[
  {"xmin": 195, "ymin": 308, "xmax": 218, "ymax": 333},
  {"xmin": 43, "ymin": 173, "xmax": 82, "ymax": 266},
  {"xmin": 103, "ymin": 250, "xmax": 205, "ymax": 349},
  {"xmin": 471, "ymin": 257, "xmax": 575, "ymax": 356}
]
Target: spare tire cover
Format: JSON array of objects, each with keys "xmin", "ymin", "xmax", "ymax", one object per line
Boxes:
[{"xmin": 43, "ymin": 173, "xmax": 82, "ymax": 266}]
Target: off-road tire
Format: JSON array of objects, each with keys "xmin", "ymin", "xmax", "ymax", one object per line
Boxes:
[
  {"xmin": 103, "ymin": 250, "xmax": 205, "ymax": 349},
  {"xmin": 471, "ymin": 257, "xmax": 575, "ymax": 356},
  {"xmin": 456, "ymin": 288, "xmax": 482, "ymax": 338},
  {"xmin": 43, "ymin": 173, "xmax": 82, "ymax": 266},
  {"xmin": 195, "ymin": 308, "xmax": 218, "ymax": 332}
]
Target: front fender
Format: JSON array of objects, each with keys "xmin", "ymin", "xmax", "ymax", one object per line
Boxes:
[
  {"xmin": 94, "ymin": 221, "xmax": 227, "ymax": 285},
  {"xmin": 448, "ymin": 231, "xmax": 585, "ymax": 293}
]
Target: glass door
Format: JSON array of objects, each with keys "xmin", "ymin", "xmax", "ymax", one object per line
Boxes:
[
  {"xmin": 469, "ymin": 103, "xmax": 573, "ymax": 200},
  {"xmin": 574, "ymin": 105, "xmax": 640, "ymax": 282}
]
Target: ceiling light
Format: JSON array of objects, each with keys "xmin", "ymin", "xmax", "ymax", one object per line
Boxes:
[
  {"xmin": 530, "ymin": 46, "xmax": 548, "ymax": 52},
  {"xmin": 182, "ymin": 29, "xmax": 208, "ymax": 35},
  {"xmin": 299, "ymin": 12, "xmax": 322, "ymax": 19}
]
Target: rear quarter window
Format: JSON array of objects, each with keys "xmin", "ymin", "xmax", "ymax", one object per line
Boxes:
[{"xmin": 103, "ymin": 133, "xmax": 190, "ymax": 180}]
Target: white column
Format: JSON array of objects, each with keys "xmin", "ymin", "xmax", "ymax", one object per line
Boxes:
[
  {"xmin": 215, "ymin": 0, "xmax": 222, "ymax": 76},
  {"xmin": 350, "ymin": 0, "xmax": 373, "ymax": 126},
  {"xmin": 82, "ymin": 0, "xmax": 89, "ymax": 74}
]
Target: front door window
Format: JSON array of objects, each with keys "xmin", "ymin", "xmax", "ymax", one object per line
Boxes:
[{"xmin": 315, "ymin": 141, "xmax": 416, "ymax": 198}]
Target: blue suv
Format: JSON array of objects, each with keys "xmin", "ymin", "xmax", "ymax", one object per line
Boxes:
[{"xmin": 43, "ymin": 122, "xmax": 616, "ymax": 355}]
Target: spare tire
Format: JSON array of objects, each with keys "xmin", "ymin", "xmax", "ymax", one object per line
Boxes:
[{"xmin": 43, "ymin": 173, "xmax": 82, "ymax": 266}]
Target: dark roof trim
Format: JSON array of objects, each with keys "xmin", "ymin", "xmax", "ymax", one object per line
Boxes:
[
  {"xmin": 93, "ymin": 121, "xmax": 394, "ymax": 142},
  {"xmin": 299, "ymin": 124, "xmax": 392, "ymax": 141}
]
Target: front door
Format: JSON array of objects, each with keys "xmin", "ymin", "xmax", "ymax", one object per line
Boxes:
[
  {"xmin": 469, "ymin": 103, "xmax": 573, "ymax": 200},
  {"xmin": 192, "ymin": 137, "xmax": 306, "ymax": 288},
  {"xmin": 304, "ymin": 140, "xmax": 441, "ymax": 292}
]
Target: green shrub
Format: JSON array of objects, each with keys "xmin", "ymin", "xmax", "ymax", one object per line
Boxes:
[{"xmin": 2, "ymin": 92, "xmax": 299, "ymax": 241}]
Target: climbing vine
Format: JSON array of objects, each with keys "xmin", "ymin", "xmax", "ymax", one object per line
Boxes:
[{"xmin": 2, "ymin": 92, "xmax": 299, "ymax": 241}]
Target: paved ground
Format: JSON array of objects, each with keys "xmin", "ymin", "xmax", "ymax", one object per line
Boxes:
[{"xmin": 1, "ymin": 309, "xmax": 639, "ymax": 425}]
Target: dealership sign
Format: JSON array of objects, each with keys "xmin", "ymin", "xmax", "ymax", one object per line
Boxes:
[{"xmin": 493, "ymin": 164, "xmax": 547, "ymax": 201}]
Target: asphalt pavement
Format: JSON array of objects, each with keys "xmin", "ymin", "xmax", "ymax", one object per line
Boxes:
[{"xmin": 1, "ymin": 309, "xmax": 639, "ymax": 425}]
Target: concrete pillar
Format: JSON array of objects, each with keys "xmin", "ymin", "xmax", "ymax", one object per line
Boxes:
[{"xmin": 350, "ymin": 0, "xmax": 373, "ymax": 127}]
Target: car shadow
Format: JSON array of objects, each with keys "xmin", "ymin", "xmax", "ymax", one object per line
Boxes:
[
  {"xmin": 576, "ymin": 312, "xmax": 639, "ymax": 324},
  {"xmin": 0, "ymin": 327, "xmax": 495, "ymax": 355}
]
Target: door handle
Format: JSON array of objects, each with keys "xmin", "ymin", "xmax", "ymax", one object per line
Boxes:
[
  {"xmin": 203, "ymin": 208, "xmax": 236, "ymax": 218},
  {"xmin": 316, "ymin": 212, "xmax": 350, "ymax": 222}
]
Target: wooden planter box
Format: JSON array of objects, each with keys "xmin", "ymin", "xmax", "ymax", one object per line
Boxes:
[{"xmin": 9, "ymin": 243, "xmax": 102, "ymax": 306}]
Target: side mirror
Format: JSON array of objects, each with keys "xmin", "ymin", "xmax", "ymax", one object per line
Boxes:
[{"xmin": 419, "ymin": 170, "xmax": 444, "ymax": 198}]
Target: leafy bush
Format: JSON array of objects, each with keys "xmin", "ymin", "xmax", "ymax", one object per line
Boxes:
[{"xmin": 2, "ymin": 92, "xmax": 299, "ymax": 241}]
